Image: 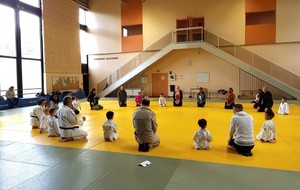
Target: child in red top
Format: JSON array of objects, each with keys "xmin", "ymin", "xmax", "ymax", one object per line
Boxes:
[{"xmin": 135, "ymin": 92, "xmax": 142, "ymax": 106}]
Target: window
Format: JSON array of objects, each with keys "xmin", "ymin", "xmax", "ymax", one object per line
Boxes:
[
  {"xmin": 0, "ymin": 5, "xmax": 16, "ymax": 56},
  {"xmin": 0, "ymin": 58, "xmax": 17, "ymax": 96},
  {"xmin": 79, "ymin": 8, "xmax": 86, "ymax": 25},
  {"xmin": 20, "ymin": 0, "xmax": 40, "ymax": 8},
  {"xmin": 20, "ymin": 11, "xmax": 41, "ymax": 59},
  {"xmin": 122, "ymin": 25, "xmax": 143, "ymax": 37},
  {"xmin": 79, "ymin": 8, "xmax": 88, "ymax": 63},
  {"xmin": 79, "ymin": 8, "xmax": 88, "ymax": 31},
  {"xmin": 22, "ymin": 60, "xmax": 42, "ymax": 97},
  {"xmin": 0, "ymin": 0, "xmax": 43, "ymax": 97}
]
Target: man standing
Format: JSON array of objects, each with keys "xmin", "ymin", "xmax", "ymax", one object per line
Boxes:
[
  {"xmin": 133, "ymin": 99, "xmax": 160, "ymax": 152},
  {"xmin": 228, "ymin": 104, "xmax": 254, "ymax": 156},
  {"xmin": 257, "ymin": 86, "xmax": 273, "ymax": 112},
  {"xmin": 117, "ymin": 86, "xmax": 127, "ymax": 107},
  {"xmin": 57, "ymin": 96, "xmax": 88, "ymax": 142}
]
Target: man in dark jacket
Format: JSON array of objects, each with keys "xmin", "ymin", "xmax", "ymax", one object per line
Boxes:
[
  {"xmin": 257, "ymin": 86, "xmax": 273, "ymax": 112},
  {"xmin": 117, "ymin": 86, "xmax": 127, "ymax": 107}
]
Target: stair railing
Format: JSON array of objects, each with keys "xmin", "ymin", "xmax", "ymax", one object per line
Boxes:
[{"xmin": 95, "ymin": 27, "xmax": 300, "ymax": 95}]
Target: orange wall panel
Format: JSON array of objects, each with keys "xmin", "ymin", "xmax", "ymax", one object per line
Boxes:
[
  {"xmin": 245, "ymin": 0, "xmax": 276, "ymax": 13},
  {"xmin": 121, "ymin": 0, "xmax": 142, "ymax": 26},
  {"xmin": 122, "ymin": 35, "xmax": 143, "ymax": 52},
  {"xmin": 245, "ymin": 24, "xmax": 276, "ymax": 44}
]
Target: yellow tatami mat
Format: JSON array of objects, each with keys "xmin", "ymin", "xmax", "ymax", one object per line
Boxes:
[{"xmin": 1, "ymin": 99, "xmax": 300, "ymax": 172}]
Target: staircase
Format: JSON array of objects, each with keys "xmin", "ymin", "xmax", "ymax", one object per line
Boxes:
[{"xmin": 96, "ymin": 27, "xmax": 300, "ymax": 99}]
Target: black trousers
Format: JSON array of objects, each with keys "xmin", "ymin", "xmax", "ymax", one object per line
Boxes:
[{"xmin": 228, "ymin": 139, "xmax": 254, "ymax": 156}]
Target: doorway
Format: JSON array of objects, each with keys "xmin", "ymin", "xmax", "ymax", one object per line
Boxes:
[{"xmin": 152, "ymin": 73, "xmax": 168, "ymax": 97}]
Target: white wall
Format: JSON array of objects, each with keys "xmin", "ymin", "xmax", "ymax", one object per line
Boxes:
[
  {"xmin": 244, "ymin": 43, "xmax": 300, "ymax": 76},
  {"xmin": 85, "ymin": 0, "xmax": 300, "ymax": 95},
  {"xmin": 126, "ymin": 49, "xmax": 239, "ymax": 97},
  {"xmin": 86, "ymin": 0, "xmax": 122, "ymax": 54},
  {"xmin": 277, "ymin": 0, "xmax": 300, "ymax": 42},
  {"xmin": 143, "ymin": 0, "xmax": 245, "ymax": 48}
]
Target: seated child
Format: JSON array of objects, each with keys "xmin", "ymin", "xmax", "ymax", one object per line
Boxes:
[
  {"xmin": 135, "ymin": 92, "xmax": 143, "ymax": 106},
  {"xmin": 278, "ymin": 97, "xmax": 289, "ymax": 115},
  {"xmin": 193, "ymin": 119, "xmax": 213, "ymax": 150},
  {"xmin": 102, "ymin": 111, "xmax": 118, "ymax": 141},
  {"xmin": 40, "ymin": 108, "xmax": 50, "ymax": 134},
  {"xmin": 256, "ymin": 110, "xmax": 276, "ymax": 143},
  {"xmin": 158, "ymin": 93, "xmax": 166, "ymax": 107},
  {"xmin": 45, "ymin": 101, "xmax": 51, "ymax": 109},
  {"xmin": 47, "ymin": 108, "xmax": 60, "ymax": 137},
  {"xmin": 72, "ymin": 96, "xmax": 81, "ymax": 114},
  {"xmin": 252, "ymin": 89, "xmax": 262, "ymax": 109},
  {"xmin": 30, "ymin": 98, "xmax": 47, "ymax": 129}
]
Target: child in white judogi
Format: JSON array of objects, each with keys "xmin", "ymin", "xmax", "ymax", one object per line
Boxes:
[
  {"xmin": 72, "ymin": 96, "xmax": 81, "ymax": 114},
  {"xmin": 30, "ymin": 98, "xmax": 47, "ymax": 129},
  {"xmin": 40, "ymin": 108, "xmax": 50, "ymax": 133},
  {"xmin": 257, "ymin": 111, "xmax": 276, "ymax": 143},
  {"xmin": 102, "ymin": 111, "xmax": 118, "ymax": 141},
  {"xmin": 278, "ymin": 97, "xmax": 289, "ymax": 115},
  {"xmin": 193, "ymin": 119, "xmax": 213, "ymax": 150},
  {"xmin": 47, "ymin": 108, "xmax": 60, "ymax": 137},
  {"xmin": 158, "ymin": 93, "xmax": 166, "ymax": 107}
]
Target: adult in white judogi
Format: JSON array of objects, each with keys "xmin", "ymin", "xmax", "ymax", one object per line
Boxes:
[
  {"xmin": 57, "ymin": 96, "xmax": 88, "ymax": 141},
  {"xmin": 30, "ymin": 98, "xmax": 47, "ymax": 128}
]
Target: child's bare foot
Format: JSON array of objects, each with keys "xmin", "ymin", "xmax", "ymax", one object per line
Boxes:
[
  {"xmin": 48, "ymin": 134, "xmax": 60, "ymax": 137},
  {"xmin": 59, "ymin": 137, "xmax": 74, "ymax": 142}
]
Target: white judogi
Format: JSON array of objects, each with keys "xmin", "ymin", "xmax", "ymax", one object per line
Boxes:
[
  {"xmin": 72, "ymin": 99, "xmax": 81, "ymax": 110},
  {"xmin": 193, "ymin": 129, "xmax": 213, "ymax": 149},
  {"xmin": 158, "ymin": 97, "xmax": 166, "ymax": 107},
  {"xmin": 256, "ymin": 120, "xmax": 276, "ymax": 142},
  {"xmin": 102, "ymin": 119, "xmax": 118, "ymax": 141},
  {"xmin": 50, "ymin": 101, "xmax": 59, "ymax": 110},
  {"xmin": 278, "ymin": 102, "xmax": 289, "ymax": 115},
  {"xmin": 40, "ymin": 114, "xmax": 50, "ymax": 133},
  {"xmin": 30, "ymin": 105, "xmax": 45, "ymax": 127},
  {"xmin": 56, "ymin": 105, "xmax": 87, "ymax": 140},
  {"xmin": 47, "ymin": 116, "xmax": 60, "ymax": 136}
]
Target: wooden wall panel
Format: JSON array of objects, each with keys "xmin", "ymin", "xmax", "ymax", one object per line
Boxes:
[
  {"xmin": 121, "ymin": 0, "xmax": 142, "ymax": 26},
  {"xmin": 245, "ymin": 24, "xmax": 276, "ymax": 44},
  {"xmin": 122, "ymin": 35, "xmax": 143, "ymax": 52},
  {"xmin": 121, "ymin": 0, "xmax": 143, "ymax": 52},
  {"xmin": 245, "ymin": 0, "xmax": 276, "ymax": 13}
]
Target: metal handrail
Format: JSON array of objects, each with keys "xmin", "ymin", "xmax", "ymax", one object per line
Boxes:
[
  {"xmin": 0, "ymin": 88, "xmax": 42, "ymax": 97},
  {"xmin": 93, "ymin": 27, "xmax": 300, "ymax": 95},
  {"xmin": 94, "ymin": 31, "xmax": 173, "ymax": 92}
]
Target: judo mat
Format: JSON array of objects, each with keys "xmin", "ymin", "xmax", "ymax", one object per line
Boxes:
[{"xmin": 1, "ymin": 98, "xmax": 300, "ymax": 189}]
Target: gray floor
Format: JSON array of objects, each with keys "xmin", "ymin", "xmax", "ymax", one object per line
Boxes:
[{"xmin": 1, "ymin": 140, "xmax": 300, "ymax": 190}]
